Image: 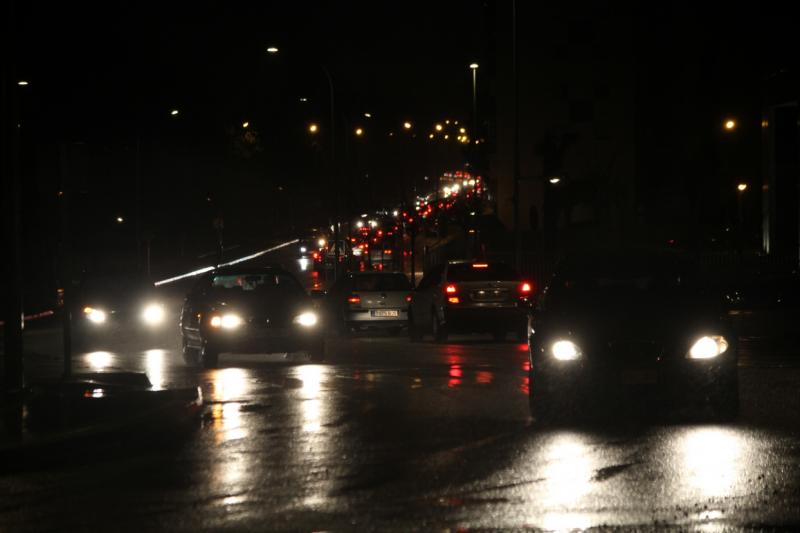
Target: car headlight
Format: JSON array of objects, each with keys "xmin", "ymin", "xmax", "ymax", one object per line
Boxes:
[
  {"xmin": 210, "ymin": 313, "xmax": 243, "ymax": 329},
  {"xmin": 687, "ymin": 335, "xmax": 729, "ymax": 359},
  {"xmin": 293, "ymin": 311, "xmax": 318, "ymax": 327},
  {"xmin": 142, "ymin": 303, "xmax": 165, "ymax": 325},
  {"xmin": 83, "ymin": 307, "xmax": 107, "ymax": 324},
  {"xmin": 551, "ymin": 339, "xmax": 581, "ymax": 361}
]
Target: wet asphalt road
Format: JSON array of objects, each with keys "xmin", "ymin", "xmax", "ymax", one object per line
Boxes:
[{"xmin": 4, "ymin": 325, "xmax": 800, "ymax": 532}]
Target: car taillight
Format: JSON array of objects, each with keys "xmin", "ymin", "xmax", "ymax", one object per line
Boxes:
[
  {"xmin": 405, "ymin": 294, "xmax": 412, "ymax": 303},
  {"xmin": 447, "ymin": 296, "xmax": 460, "ymax": 304},
  {"xmin": 347, "ymin": 295, "xmax": 361, "ymax": 305},
  {"xmin": 519, "ymin": 281, "xmax": 533, "ymax": 295},
  {"xmin": 445, "ymin": 284, "xmax": 458, "ymax": 295}
]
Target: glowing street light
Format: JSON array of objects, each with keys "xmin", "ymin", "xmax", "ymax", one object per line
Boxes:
[
  {"xmin": 308, "ymin": 123, "xmax": 319, "ymax": 134},
  {"xmin": 116, "ymin": 216, "xmax": 125, "ymax": 223},
  {"xmin": 403, "ymin": 121, "xmax": 412, "ymax": 130},
  {"xmin": 470, "ymin": 63, "xmax": 479, "ymax": 70},
  {"xmin": 549, "ymin": 177, "xmax": 561, "ymax": 184},
  {"xmin": 242, "ymin": 121, "xmax": 250, "ymax": 128},
  {"xmin": 459, "ymin": 127, "xmax": 466, "ymax": 134},
  {"xmin": 724, "ymin": 119, "xmax": 736, "ymax": 131},
  {"xmin": 434, "ymin": 123, "xmax": 443, "ymax": 132},
  {"xmin": 354, "ymin": 127, "xmax": 364, "ymax": 136},
  {"xmin": 17, "ymin": 80, "xmax": 29, "ymax": 86},
  {"xmin": 170, "ymin": 109, "xmax": 179, "ymax": 116},
  {"xmin": 364, "ymin": 112, "xmax": 372, "ymax": 118},
  {"xmin": 428, "ymin": 133, "xmax": 435, "ymax": 139},
  {"xmin": 737, "ymin": 183, "xmax": 748, "ymax": 192},
  {"xmin": 299, "ymin": 97, "xmax": 308, "ymax": 102},
  {"xmin": 266, "ymin": 46, "xmax": 279, "ymax": 54}
]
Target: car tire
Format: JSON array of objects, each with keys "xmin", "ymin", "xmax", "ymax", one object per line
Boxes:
[
  {"xmin": 408, "ymin": 313, "xmax": 423, "ymax": 342},
  {"xmin": 199, "ymin": 342, "xmax": 219, "ymax": 369},
  {"xmin": 432, "ymin": 311, "xmax": 448, "ymax": 343},
  {"xmin": 182, "ymin": 337, "xmax": 200, "ymax": 366},
  {"xmin": 709, "ymin": 372, "xmax": 740, "ymax": 421}
]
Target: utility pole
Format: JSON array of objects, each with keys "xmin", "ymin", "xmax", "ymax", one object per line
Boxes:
[
  {"xmin": 2, "ymin": 0, "xmax": 24, "ymax": 434},
  {"xmin": 321, "ymin": 65, "xmax": 341, "ymax": 281},
  {"xmin": 512, "ymin": 0, "xmax": 521, "ymax": 270}
]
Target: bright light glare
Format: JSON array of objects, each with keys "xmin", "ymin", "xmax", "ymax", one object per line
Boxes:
[
  {"xmin": 356, "ymin": 221, "xmax": 364, "ymax": 228},
  {"xmin": 355, "ymin": 127, "xmax": 364, "ymax": 136},
  {"xmin": 266, "ymin": 46, "xmax": 279, "ymax": 53},
  {"xmin": 87, "ymin": 351, "xmax": 112, "ymax": 370},
  {"xmin": 142, "ymin": 303, "xmax": 165, "ymax": 325},
  {"xmin": 552, "ymin": 340, "xmax": 580, "ymax": 361},
  {"xmin": 294, "ymin": 312, "xmax": 318, "ymax": 327},
  {"xmin": 318, "ymin": 238, "xmax": 326, "ymax": 247},
  {"xmin": 170, "ymin": 109, "xmax": 179, "ymax": 116},
  {"xmin": 242, "ymin": 121, "xmax": 249, "ymax": 128},
  {"xmin": 469, "ymin": 63, "xmax": 479, "ymax": 69},
  {"xmin": 299, "ymin": 257, "xmax": 309, "ymax": 271},
  {"xmin": 435, "ymin": 123, "xmax": 443, "ymax": 132},
  {"xmin": 18, "ymin": 80, "xmax": 29, "ymax": 86},
  {"xmin": 737, "ymin": 183, "xmax": 748, "ymax": 192},
  {"xmin": 724, "ymin": 119, "xmax": 736, "ymax": 130},
  {"xmin": 86, "ymin": 308, "xmax": 107, "ymax": 324},
  {"xmin": 392, "ymin": 210, "xmax": 399, "ymax": 217},
  {"xmin": 403, "ymin": 121, "xmax": 412, "ymax": 130},
  {"xmin": 211, "ymin": 314, "xmax": 243, "ymax": 329},
  {"xmin": 549, "ymin": 177, "xmax": 561, "ymax": 184},
  {"xmin": 116, "ymin": 216, "xmax": 124, "ymax": 223},
  {"xmin": 688, "ymin": 336, "xmax": 728, "ymax": 359},
  {"xmin": 300, "ymin": 246, "xmax": 307, "ymax": 253},
  {"xmin": 308, "ymin": 123, "xmax": 319, "ymax": 133}
]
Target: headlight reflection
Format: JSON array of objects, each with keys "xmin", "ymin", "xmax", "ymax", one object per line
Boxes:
[{"xmin": 680, "ymin": 427, "xmax": 743, "ymax": 497}]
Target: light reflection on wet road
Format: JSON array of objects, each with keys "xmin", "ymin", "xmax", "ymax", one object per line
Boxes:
[{"xmin": 5, "ymin": 330, "xmax": 800, "ymax": 531}]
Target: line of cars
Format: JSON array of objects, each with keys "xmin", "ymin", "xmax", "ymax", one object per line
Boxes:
[{"xmin": 74, "ymin": 249, "xmax": 742, "ymax": 423}]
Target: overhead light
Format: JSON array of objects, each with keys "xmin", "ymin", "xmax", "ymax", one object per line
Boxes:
[
  {"xmin": 169, "ymin": 109, "xmax": 179, "ymax": 116},
  {"xmin": 266, "ymin": 46, "xmax": 279, "ymax": 54},
  {"xmin": 469, "ymin": 63, "xmax": 479, "ymax": 69},
  {"xmin": 299, "ymin": 97, "xmax": 308, "ymax": 102},
  {"xmin": 364, "ymin": 112, "xmax": 372, "ymax": 118},
  {"xmin": 242, "ymin": 121, "xmax": 250, "ymax": 128},
  {"xmin": 549, "ymin": 177, "xmax": 561, "ymax": 184},
  {"xmin": 17, "ymin": 80, "xmax": 29, "ymax": 86}
]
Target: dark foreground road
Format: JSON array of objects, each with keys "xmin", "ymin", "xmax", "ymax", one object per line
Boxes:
[{"xmin": 3, "ymin": 324, "xmax": 800, "ymax": 532}]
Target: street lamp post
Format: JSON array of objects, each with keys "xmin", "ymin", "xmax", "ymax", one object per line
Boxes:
[{"xmin": 470, "ymin": 63, "xmax": 479, "ymax": 139}]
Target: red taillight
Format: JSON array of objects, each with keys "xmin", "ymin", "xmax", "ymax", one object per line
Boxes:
[
  {"xmin": 405, "ymin": 294, "xmax": 412, "ymax": 303},
  {"xmin": 447, "ymin": 296, "xmax": 460, "ymax": 304},
  {"xmin": 347, "ymin": 295, "xmax": 361, "ymax": 305},
  {"xmin": 519, "ymin": 281, "xmax": 533, "ymax": 295},
  {"xmin": 312, "ymin": 251, "xmax": 320, "ymax": 261},
  {"xmin": 445, "ymin": 284, "xmax": 458, "ymax": 294}
]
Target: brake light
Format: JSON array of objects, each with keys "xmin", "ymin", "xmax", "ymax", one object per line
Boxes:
[
  {"xmin": 405, "ymin": 294, "xmax": 412, "ymax": 303},
  {"xmin": 519, "ymin": 281, "xmax": 533, "ymax": 295},
  {"xmin": 445, "ymin": 284, "xmax": 458, "ymax": 294},
  {"xmin": 347, "ymin": 295, "xmax": 361, "ymax": 305},
  {"xmin": 447, "ymin": 297, "xmax": 460, "ymax": 304}
]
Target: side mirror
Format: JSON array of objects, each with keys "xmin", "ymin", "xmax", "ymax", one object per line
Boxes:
[{"xmin": 309, "ymin": 289, "xmax": 326, "ymax": 299}]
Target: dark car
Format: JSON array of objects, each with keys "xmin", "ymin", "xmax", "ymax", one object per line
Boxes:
[
  {"xmin": 528, "ymin": 250, "xmax": 739, "ymax": 423},
  {"xmin": 179, "ymin": 266, "xmax": 324, "ymax": 368},
  {"xmin": 408, "ymin": 260, "xmax": 533, "ymax": 342},
  {"xmin": 324, "ymin": 271, "xmax": 412, "ymax": 335},
  {"xmin": 71, "ymin": 274, "xmax": 171, "ymax": 349}
]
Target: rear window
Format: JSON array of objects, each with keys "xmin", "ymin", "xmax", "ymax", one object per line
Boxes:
[
  {"xmin": 447, "ymin": 263, "xmax": 520, "ymax": 282},
  {"xmin": 353, "ymin": 274, "xmax": 411, "ymax": 291}
]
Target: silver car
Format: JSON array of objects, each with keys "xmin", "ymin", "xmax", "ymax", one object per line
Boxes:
[{"xmin": 324, "ymin": 272, "xmax": 412, "ymax": 336}]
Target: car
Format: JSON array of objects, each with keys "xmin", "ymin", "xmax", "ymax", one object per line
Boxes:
[
  {"xmin": 528, "ymin": 250, "xmax": 739, "ymax": 423},
  {"xmin": 323, "ymin": 271, "xmax": 412, "ymax": 335},
  {"xmin": 179, "ymin": 266, "xmax": 324, "ymax": 368},
  {"xmin": 71, "ymin": 274, "xmax": 171, "ymax": 349},
  {"xmin": 408, "ymin": 260, "xmax": 533, "ymax": 342}
]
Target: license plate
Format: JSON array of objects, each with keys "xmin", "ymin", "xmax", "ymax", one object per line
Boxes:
[
  {"xmin": 372, "ymin": 309, "xmax": 399, "ymax": 317},
  {"xmin": 619, "ymin": 369, "xmax": 658, "ymax": 385}
]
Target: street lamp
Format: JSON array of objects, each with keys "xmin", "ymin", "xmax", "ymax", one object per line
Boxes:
[
  {"xmin": 724, "ymin": 119, "xmax": 736, "ymax": 131},
  {"xmin": 242, "ymin": 121, "xmax": 250, "ymax": 128},
  {"xmin": 354, "ymin": 127, "xmax": 364, "ymax": 137},
  {"xmin": 435, "ymin": 123, "xmax": 443, "ymax": 132},
  {"xmin": 549, "ymin": 177, "xmax": 561, "ymax": 185},
  {"xmin": 364, "ymin": 112, "xmax": 372, "ymax": 118},
  {"xmin": 116, "ymin": 216, "xmax": 125, "ymax": 223},
  {"xmin": 170, "ymin": 109, "xmax": 179, "ymax": 116},
  {"xmin": 17, "ymin": 80, "xmax": 29, "ymax": 86},
  {"xmin": 266, "ymin": 46, "xmax": 279, "ymax": 54},
  {"xmin": 308, "ymin": 123, "xmax": 319, "ymax": 134},
  {"xmin": 737, "ymin": 182, "xmax": 748, "ymax": 192},
  {"xmin": 403, "ymin": 121, "xmax": 412, "ymax": 130},
  {"xmin": 470, "ymin": 63, "xmax": 479, "ymax": 139}
]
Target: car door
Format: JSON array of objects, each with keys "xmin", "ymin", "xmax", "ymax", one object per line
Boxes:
[{"xmin": 412, "ymin": 265, "xmax": 444, "ymax": 327}]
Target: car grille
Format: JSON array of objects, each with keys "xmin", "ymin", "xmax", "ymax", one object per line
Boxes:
[{"xmin": 604, "ymin": 341, "xmax": 663, "ymax": 367}]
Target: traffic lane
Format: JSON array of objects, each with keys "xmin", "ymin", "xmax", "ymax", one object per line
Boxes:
[{"xmin": 5, "ymin": 335, "xmax": 800, "ymax": 531}]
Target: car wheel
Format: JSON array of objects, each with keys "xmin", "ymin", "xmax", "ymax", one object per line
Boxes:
[
  {"xmin": 432, "ymin": 311, "xmax": 448, "ymax": 343},
  {"xmin": 408, "ymin": 313, "xmax": 423, "ymax": 342},
  {"xmin": 182, "ymin": 337, "xmax": 200, "ymax": 366},
  {"xmin": 709, "ymin": 372, "xmax": 739, "ymax": 421},
  {"xmin": 199, "ymin": 342, "xmax": 219, "ymax": 369},
  {"xmin": 308, "ymin": 340, "xmax": 325, "ymax": 363}
]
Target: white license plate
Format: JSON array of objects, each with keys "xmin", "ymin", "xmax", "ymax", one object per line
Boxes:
[{"xmin": 372, "ymin": 309, "xmax": 399, "ymax": 317}]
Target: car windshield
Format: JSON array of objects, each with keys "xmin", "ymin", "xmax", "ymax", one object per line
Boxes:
[
  {"xmin": 211, "ymin": 273, "xmax": 303, "ymax": 294},
  {"xmin": 447, "ymin": 263, "xmax": 521, "ymax": 282},
  {"xmin": 353, "ymin": 273, "xmax": 411, "ymax": 291}
]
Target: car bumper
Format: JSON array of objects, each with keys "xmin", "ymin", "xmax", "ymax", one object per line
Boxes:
[
  {"xmin": 192, "ymin": 327, "xmax": 324, "ymax": 354},
  {"xmin": 444, "ymin": 306, "xmax": 528, "ymax": 332}
]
